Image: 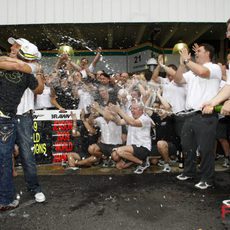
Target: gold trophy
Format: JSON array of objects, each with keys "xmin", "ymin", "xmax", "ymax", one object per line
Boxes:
[
  {"xmin": 172, "ymin": 42, "xmax": 188, "ymax": 54},
  {"xmin": 58, "ymin": 45, "xmax": 74, "ymax": 56}
]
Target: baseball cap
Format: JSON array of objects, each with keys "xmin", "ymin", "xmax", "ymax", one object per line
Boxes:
[
  {"xmin": 18, "ymin": 43, "xmax": 41, "ymax": 61},
  {"xmin": 8, "ymin": 37, "xmax": 30, "ymax": 46}
]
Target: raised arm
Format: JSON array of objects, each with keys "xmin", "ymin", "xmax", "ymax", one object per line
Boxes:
[
  {"xmin": 0, "ymin": 56, "xmax": 33, "ymax": 73},
  {"xmin": 151, "ymin": 55, "xmax": 163, "ymax": 83},
  {"xmin": 179, "ymin": 47, "xmax": 210, "ymax": 78},
  {"xmin": 111, "ymin": 104, "xmax": 142, "ymax": 127},
  {"xmin": 91, "ymin": 102, "xmax": 115, "ymax": 121},
  {"xmin": 91, "ymin": 47, "xmax": 102, "ymax": 67},
  {"xmin": 156, "ymin": 88, "xmax": 171, "ymax": 111}
]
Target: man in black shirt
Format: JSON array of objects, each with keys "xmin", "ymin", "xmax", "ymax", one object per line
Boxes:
[{"xmin": 0, "ymin": 43, "xmax": 42, "ymax": 211}]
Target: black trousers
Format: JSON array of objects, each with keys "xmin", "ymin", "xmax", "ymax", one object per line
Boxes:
[{"xmin": 181, "ymin": 112, "xmax": 218, "ymax": 183}]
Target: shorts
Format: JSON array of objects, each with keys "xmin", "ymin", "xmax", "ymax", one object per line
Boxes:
[
  {"xmin": 98, "ymin": 143, "xmax": 121, "ymax": 157},
  {"xmin": 132, "ymin": 145, "xmax": 151, "ymax": 160},
  {"xmin": 79, "ymin": 151, "xmax": 90, "ymax": 159},
  {"xmin": 150, "ymin": 142, "xmax": 177, "ymax": 157}
]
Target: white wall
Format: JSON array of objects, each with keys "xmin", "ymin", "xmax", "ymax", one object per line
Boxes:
[{"xmin": 0, "ymin": 0, "xmax": 229, "ymax": 25}]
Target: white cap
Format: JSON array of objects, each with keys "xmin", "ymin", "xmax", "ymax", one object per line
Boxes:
[
  {"xmin": 8, "ymin": 37, "xmax": 41, "ymax": 60},
  {"xmin": 8, "ymin": 37, "xmax": 30, "ymax": 46},
  {"xmin": 18, "ymin": 43, "xmax": 41, "ymax": 61}
]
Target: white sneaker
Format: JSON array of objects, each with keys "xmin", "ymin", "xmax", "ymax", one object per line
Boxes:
[
  {"xmin": 223, "ymin": 158, "xmax": 230, "ymax": 168},
  {"xmin": 162, "ymin": 164, "xmax": 171, "ymax": 173},
  {"xmin": 35, "ymin": 192, "xmax": 46, "ymax": 203},
  {"xmin": 195, "ymin": 181, "xmax": 213, "ymax": 190}
]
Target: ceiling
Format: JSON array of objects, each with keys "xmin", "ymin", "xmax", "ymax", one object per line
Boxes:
[{"xmin": 0, "ymin": 22, "xmax": 229, "ymax": 55}]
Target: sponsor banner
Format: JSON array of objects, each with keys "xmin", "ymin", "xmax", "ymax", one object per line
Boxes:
[
  {"xmin": 33, "ymin": 109, "xmax": 81, "ymax": 121},
  {"xmin": 33, "ymin": 120, "xmax": 53, "ymax": 163},
  {"xmin": 33, "ymin": 112, "xmax": 81, "ymax": 164}
]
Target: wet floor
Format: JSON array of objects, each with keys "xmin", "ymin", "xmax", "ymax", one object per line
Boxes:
[{"xmin": 0, "ymin": 165, "xmax": 229, "ymax": 230}]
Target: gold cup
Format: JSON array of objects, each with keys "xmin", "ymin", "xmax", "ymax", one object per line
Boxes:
[
  {"xmin": 58, "ymin": 45, "xmax": 74, "ymax": 56},
  {"xmin": 172, "ymin": 42, "xmax": 188, "ymax": 54}
]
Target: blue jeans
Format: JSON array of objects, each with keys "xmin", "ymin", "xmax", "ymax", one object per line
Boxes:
[
  {"xmin": 16, "ymin": 113, "xmax": 41, "ymax": 194},
  {"xmin": 0, "ymin": 117, "xmax": 16, "ymax": 205}
]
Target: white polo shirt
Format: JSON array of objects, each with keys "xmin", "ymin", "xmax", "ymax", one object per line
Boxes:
[
  {"xmin": 159, "ymin": 77, "xmax": 186, "ymax": 113},
  {"xmin": 95, "ymin": 116, "xmax": 122, "ymax": 145},
  {"xmin": 183, "ymin": 62, "xmax": 221, "ymax": 110},
  {"xmin": 126, "ymin": 114, "xmax": 152, "ymax": 151}
]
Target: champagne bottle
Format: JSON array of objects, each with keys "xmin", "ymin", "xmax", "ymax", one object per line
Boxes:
[
  {"xmin": 196, "ymin": 148, "xmax": 201, "ymax": 166},
  {"xmin": 178, "ymin": 151, "xmax": 184, "ymax": 169},
  {"xmin": 214, "ymin": 105, "xmax": 223, "ymax": 113}
]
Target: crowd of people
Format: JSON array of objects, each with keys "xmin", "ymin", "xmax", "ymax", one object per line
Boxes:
[{"xmin": 0, "ymin": 18, "xmax": 230, "ymax": 211}]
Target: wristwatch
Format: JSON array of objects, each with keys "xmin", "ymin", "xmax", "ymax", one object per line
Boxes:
[{"xmin": 183, "ymin": 59, "xmax": 190, "ymax": 65}]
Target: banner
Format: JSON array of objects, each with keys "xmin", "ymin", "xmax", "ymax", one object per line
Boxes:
[
  {"xmin": 33, "ymin": 110, "xmax": 81, "ymax": 164},
  {"xmin": 33, "ymin": 109, "xmax": 81, "ymax": 121}
]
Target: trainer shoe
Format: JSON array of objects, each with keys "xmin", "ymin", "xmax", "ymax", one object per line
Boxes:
[
  {"xmin": 134, "ymin": 165, "xmax": 145, "ymax": 174},
  {"xmin": 157, "ymin": 160, "xmax": 165, "ymax": 167},
  {"xmin": 176, "ymin": 173, "xmax": 192, "ymax": 181},
  {"xmin": 134, "ymin": 157, "xmax": 150, "ymax": 174},
  {"xmin": 223, "ymin": 158, "xmax": 230, "ymax": 168},
  {"xmin": 0, "ymin": 199, "xmax": 19, "ymax": 211},
  {"xmin": 35, "ymin": 192, "xmax": 46, "ymax": 203},
  {"xmin": 162, "ymin": 164, "xmax": 171, "ymax": 173},
  {"xmin": 195, "ymin": 181, "xmax": 213, "ymax": 190}
]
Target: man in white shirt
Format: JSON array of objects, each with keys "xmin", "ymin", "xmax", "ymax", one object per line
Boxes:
[
  {"xmin": 202, "ymin": 19, "xmax": 230, "ymax": 115},
  {"xmin": 174, "ymin": 43, "xmax": 221, "ymax": 189},
  {"xmin": 111, "ymin": 102, "xmax": 152, "ymax": 170}
]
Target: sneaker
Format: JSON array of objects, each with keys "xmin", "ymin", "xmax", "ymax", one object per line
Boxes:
[
  {"xmin": 66, "ymin": 166, "xmax": 79, "ymax": 171},
  {"xmin": 102, "ymin": 159, "xmax": 109, "ymax": 168},
  {"xmin": 162, "ymin": 164, "xmax": 171, "ymax": 173},
  {"xmin": 134, "ymin": 158, "xmax": 150, "ymax": 174},
  {"xmin": 35, "ymin": 192, "xmax": 46, "ymax": 203},
  {"xmin": 195, "ymin": 181, "xmax": 213, "ymax": 190},
  {"xmin": 157, "ymin": 159, "xmax": 165, "ymax": 167},
  {"xmin": 108, "ymin": 160, "xmax": 116, "ymax": 168},
  {"xmin": 176, "ymin": 173, "xmax": 192, "ymax": 181},
  {"xmin": 145, "ymin": 157, "xmax": 151, "ymax": 168},
  {"xmin": 169, "ymin": 158, "xmax": 178, "ymax": 164},
  {"xmin": 223, "ymin": 158, "xmax": 230, "ymax": 168},
  {"xmin": 134, "ymin": 165, "xmax": 145, "ymax": 174},
  {"xmin": 215, "ymin": 154, "xmax": 224, "ymax": 160},
  {"xmin": 222, "ymin": 199, "xmax": 230, "ymax": 206},
  {"xmin": 0, "ymin": 199, "xmax": 19, "ymax": 211}
]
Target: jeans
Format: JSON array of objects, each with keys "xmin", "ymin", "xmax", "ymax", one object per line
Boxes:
[
  {"xmin": 16, "ymin": 113, "xmax": 41, "ymax": 194},
  {"xmin": 0, "ymin": 117, "xmax": 16, "ymax": 205}
]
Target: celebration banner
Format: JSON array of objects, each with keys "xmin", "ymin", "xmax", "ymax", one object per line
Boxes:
[{"xmin": 33, "ymin": 110, "xmax": 81, "ymax": 164}]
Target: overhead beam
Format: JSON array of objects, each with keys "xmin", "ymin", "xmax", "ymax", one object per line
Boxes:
[
  {"xmin": 42, "ymin": 25, "xmax": 59, "ymax": 48},
  {"xmin": 135, "ymin": 25, "xmax": 147, "ymax": 45},
  {"xmin": 107, "ymin": 26, "xmax": 113, "ymax": 48},
  {"xmin": 0, "ymin": 38, "xmax": 10, "ymax": 51},
  {"xmin": 160, "ymin": 25, "xmax": 178, "ymax": 48},
  {"xmin": 186, "ymin": 25, "xmax": 213, "ymax": 45}
]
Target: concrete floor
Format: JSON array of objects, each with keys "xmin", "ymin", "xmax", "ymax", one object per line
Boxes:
[
  {"xmin": 0, "ymin": 158, "xmax": 229, "ymax": 230},
  {"xmin": 15, "ymin": 157, "xmax": 230, "ymax": 176}
]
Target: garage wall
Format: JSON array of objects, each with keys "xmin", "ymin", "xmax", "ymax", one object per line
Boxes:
[{"xmin": 0, "ymin": 0, "xmax": 229, "ymax": 25}]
